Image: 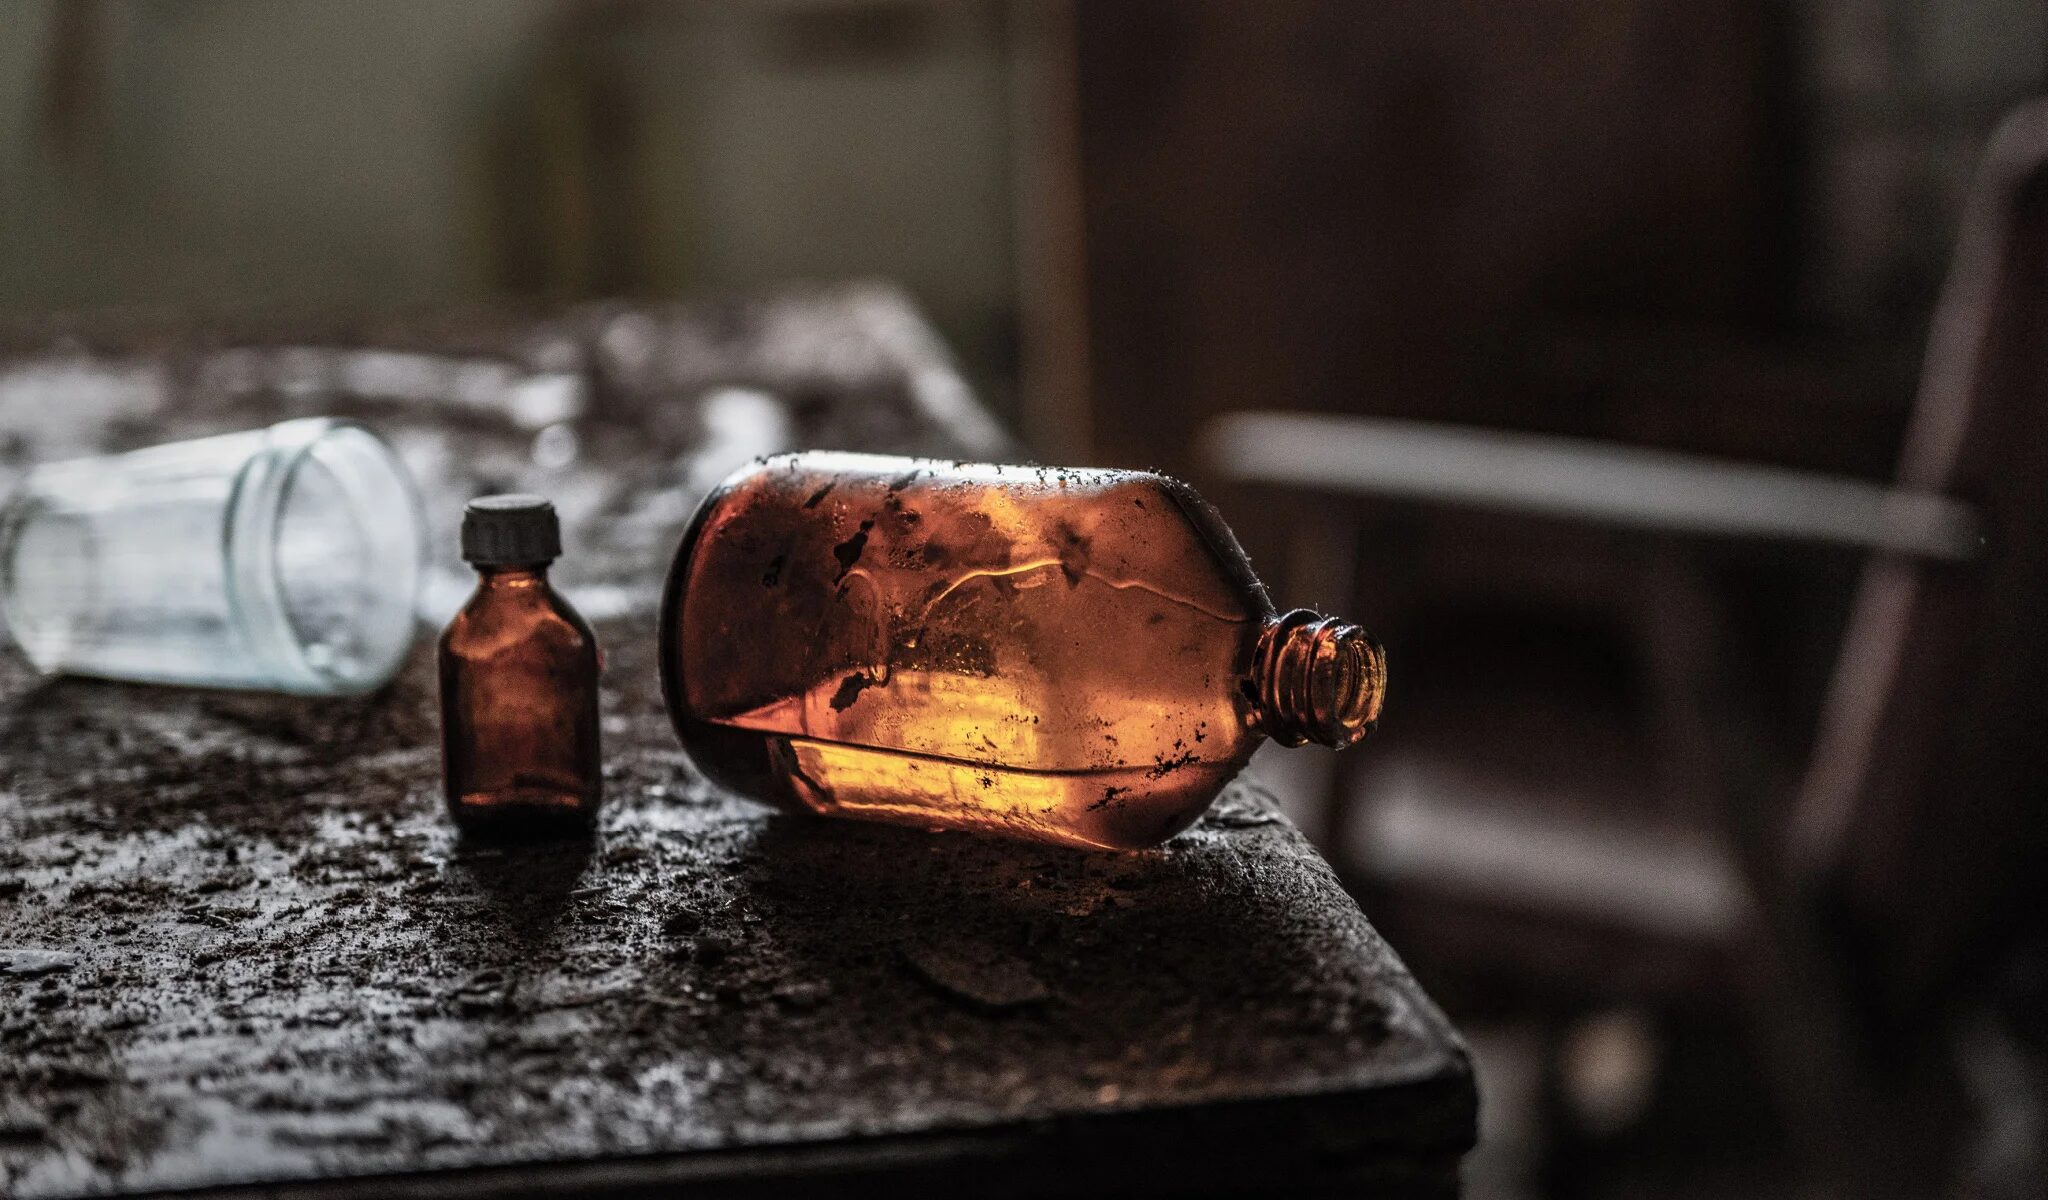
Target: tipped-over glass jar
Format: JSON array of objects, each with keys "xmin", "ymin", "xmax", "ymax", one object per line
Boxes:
[
  {"xmin": 0, "ymin": 418, "xmax": 422, "ymax": 695},
  {"xmin": 660, "ymin": 452, "xmax": 1383, "ymax": 851}
]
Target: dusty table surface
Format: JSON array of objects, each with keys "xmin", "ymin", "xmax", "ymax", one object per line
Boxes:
[{"xmin": 0, "ymin": 291, "xmax": 1474, "ymax": 1198}]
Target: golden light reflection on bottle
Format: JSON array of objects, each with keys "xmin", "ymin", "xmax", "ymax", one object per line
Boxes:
[{"xmin": 660, "ymin": 453, "xmax": 1382, "ymax": 850}]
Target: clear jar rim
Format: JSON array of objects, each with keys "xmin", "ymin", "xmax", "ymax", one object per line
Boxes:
[{"xmin": 223, "ymin": 418, "xmax": 423, "ymax": 695}]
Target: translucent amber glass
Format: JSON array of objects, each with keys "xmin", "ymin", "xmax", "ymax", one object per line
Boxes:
[
  {"xmin": 440, "ymin": 566, "xmax": 602, "ymax": 836},
  {"xmin": 661, "ymin": 452, "xmax": 1380, "ymax": 850}
]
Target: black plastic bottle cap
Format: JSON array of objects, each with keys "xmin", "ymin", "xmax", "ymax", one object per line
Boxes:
[{"xmin": 461, "ymin": 494, "xmax": 562, "ymax": 565}]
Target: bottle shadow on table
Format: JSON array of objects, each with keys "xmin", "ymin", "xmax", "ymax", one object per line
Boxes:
[
  {"xmin": 648, "ymin": 802, "xmax": 1404, "ymax": 1107},
  {"xmin": 440, "ymin": 831, "xmax": 597, "ymax": 955}
]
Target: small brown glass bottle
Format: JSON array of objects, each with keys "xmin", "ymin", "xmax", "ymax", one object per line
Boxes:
[
  {"xmin": 440, "ymin": 494, "xmax": 602, "ymax": 837},
  {"xmin": 659, "ymin": 452, "xmax": 1383, "ymax": 851}
]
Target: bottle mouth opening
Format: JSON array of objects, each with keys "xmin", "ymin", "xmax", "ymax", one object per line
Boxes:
[
  {"xmin": 1317, "ymin": 625, "xmax": 1385, "ymax": 742},
  {"xmin": 1251, "ymin": 609, "xmax": 1386, "ymax": 749}
]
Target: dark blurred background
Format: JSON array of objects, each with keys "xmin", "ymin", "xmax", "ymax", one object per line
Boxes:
[{"xmin": 5, "ymin": 2, "xmax": 2046, "ymax": 1197}]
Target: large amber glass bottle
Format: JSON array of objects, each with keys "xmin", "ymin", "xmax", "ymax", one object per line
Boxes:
[
  {"xmin": 440, "ymin": 495, "xmax": 602, "ymax": 837},
  {"xmin": 661, "ymin": 453, "xmax": 1383, "ymax": 851}
]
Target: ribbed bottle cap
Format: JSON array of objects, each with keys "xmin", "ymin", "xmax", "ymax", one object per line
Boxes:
[{"xmin": 461, "ymin": 494, "xmax": 561, "ymax": 565}]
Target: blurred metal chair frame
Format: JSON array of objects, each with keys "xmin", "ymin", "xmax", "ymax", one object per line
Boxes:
[{"xmin": 1199, "ymin": 97, "xmax": 2048, "ymax": 1190}]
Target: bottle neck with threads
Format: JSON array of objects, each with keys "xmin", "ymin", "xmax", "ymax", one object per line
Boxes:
[{"xmin": 1247, "ymin": 609, "xmax": 1386, "ymax": 749}]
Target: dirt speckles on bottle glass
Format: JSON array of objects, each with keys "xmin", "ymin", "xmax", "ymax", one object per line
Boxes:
[{"xmin": 660, "ymin": 453, "xmax": 1383, "ymax": 851}]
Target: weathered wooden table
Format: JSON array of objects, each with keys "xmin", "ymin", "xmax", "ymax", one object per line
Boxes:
[{"xmin": 0, "ymin": 289, "xmax": 1475, "ymax": 1198}]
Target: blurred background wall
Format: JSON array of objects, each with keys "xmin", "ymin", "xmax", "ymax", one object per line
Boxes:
[
  {"xmin": 1068, "ymin": 0, "xmax": 2045, "ymax": 483},
  {"xmin": 0, "ymin": 0, "xmax": 1022, "ymax": 412},
  {"xmin": 4, "ymin": 1, "xmax": 2043, "ymax": 461}
]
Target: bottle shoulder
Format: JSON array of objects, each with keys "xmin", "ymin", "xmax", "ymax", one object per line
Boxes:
[{"xmin": 442, "ymin": 581, "xmax": 597, "ymax": 660}]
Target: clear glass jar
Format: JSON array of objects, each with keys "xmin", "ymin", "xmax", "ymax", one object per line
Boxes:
[{"xmin": 0, "ymin": 418, "xmax": 423, "ymax": 695}]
